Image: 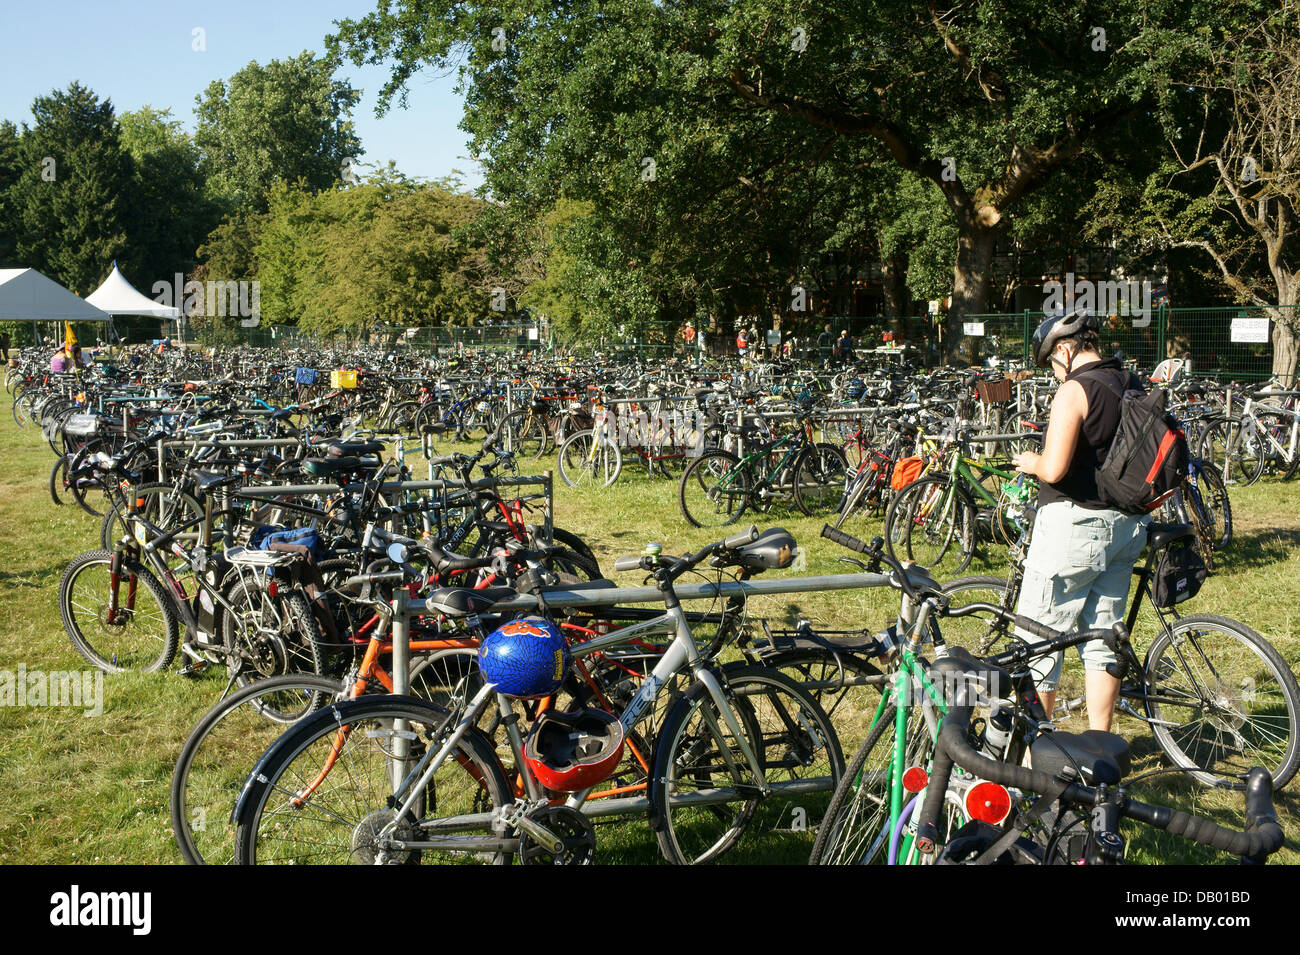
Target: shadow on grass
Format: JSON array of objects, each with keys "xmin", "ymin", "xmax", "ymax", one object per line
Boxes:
[
  {"xmin": 0, "ymin": 566, "xmax": 67, "ymax": 588},
  {"xmin": 1221, "ymin": 528, "xmax": 1300, "ymax": 570}
]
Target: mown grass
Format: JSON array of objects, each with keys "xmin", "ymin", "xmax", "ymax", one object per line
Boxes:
[{"xmin": 1, "ymin": 411, "xmax": 1298, "ymax": 864}]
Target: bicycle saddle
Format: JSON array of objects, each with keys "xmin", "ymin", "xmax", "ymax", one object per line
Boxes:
[
  {"xmin": 729, "ymin": 527, "xmax": 798, "ymax": 571},
  {"xmin": 1146, "ymin": 522, "xmax": 1195, "ymax": 551},
  {"xmin": 425, "ymin": 586, "xmax": 520, "ymax": 617},
  {"xmin": 303, "ymin": 456, "xmax": 372, "ymax": 476},
  {"xmin": 324, "ymin": 438, "xmax": 385, "ymax": 456},
  {"xmin": 1030, "ymin": 730, "xmax": 1131, "ymax": 786},
  {"xmin": 193, "ymin": 470, "xmax": 242, "ymax": 491}
]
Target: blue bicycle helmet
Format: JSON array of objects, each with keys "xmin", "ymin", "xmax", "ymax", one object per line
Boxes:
[{"xmin": 478, "ymin": 618, "xmax": 571, "ymax": 698}]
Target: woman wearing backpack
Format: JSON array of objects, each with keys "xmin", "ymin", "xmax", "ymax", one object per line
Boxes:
[{"xmin": 1009, "ymin": 309, "xmax": 1149, "ymax": 732}]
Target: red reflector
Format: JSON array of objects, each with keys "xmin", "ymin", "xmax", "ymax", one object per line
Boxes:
[
  {"xmin": 965, "ymin": 781, "xmax": 1012, "ymax": 825},
  {"xmin": 902, "ymin": 766, "xmax": 929, "ymax": 793},
  {"xmin": 267, "ymin": 581, "xmax": 279, "ymax": 597}
]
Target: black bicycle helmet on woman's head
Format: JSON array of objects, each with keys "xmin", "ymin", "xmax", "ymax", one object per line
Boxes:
[{"xmin": 1031, "ymin": 308, "xmax": 1099, "ymax": 367}]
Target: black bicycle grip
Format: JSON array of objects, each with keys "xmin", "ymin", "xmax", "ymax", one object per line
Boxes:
[
  {"xmin": 722, "ymin": 525, "xmax": 759, "ymax": 550},
  {"xmin": 821, "ymin": 523, "xmax": 868, "ymax": 553},
  {"xmin": 423, "ymin": 541, "xmax": 492, "ymax": 573}
]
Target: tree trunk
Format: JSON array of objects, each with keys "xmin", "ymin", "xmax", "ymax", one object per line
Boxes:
[
  {"xmin": 881, "ymin": 252, "xmax": 910, "ymax": 320},
  {"xmin": 946, "ymin": 223, "xmax": 1001, "ymax": 364}
]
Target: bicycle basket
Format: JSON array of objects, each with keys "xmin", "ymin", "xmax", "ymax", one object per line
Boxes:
[
  {"xmin": 890, "ymin": 456, "xmax": 924, "ymax": 491},
  {"xmin": 294, "ymin": 367, "xmax": 319, "ymax": 385},
  {"xmin": 1151, "ymin": 541, "xmax": 1207, "ymax": 609},
  {"xmin": 975, "ymin": 379, "xmax": 1013, "ymax": 404}
]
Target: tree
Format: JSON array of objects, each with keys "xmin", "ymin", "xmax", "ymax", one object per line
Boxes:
[
  {"xmin": 252, "ymin": 172, "xmax": 491, "ymax": 335},
  {"xmin": 12, "ymin": 83, "xmax": 132, "ymax": 293},
  {"xmin": 119, "ymin": 107, "xmax": 219, "ymax": 288},
  {"xmin": 1119, "ymin": 9, "xmax": 1300, "ymax": 381},
  {"xmin": 194, "ymin": 52, "xmax": 363, "ymax": 213},
  {"xmin": 329, "ymin": 0, "xmax": 1200, "ymax": 359},
  {"xmin": 0, "ymin": 121, "xmax": 21, "ymax": 268}
]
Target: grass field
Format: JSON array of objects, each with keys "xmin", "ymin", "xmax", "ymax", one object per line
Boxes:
[{"xmin": 2, "ymin": 410, "xmax": 1298, "ymax": 864}]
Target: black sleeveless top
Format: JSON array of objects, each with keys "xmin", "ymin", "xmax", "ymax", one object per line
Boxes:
[{"xmin": 1037, "ymin": 358, "xmax": 1138, "ymax": 510}]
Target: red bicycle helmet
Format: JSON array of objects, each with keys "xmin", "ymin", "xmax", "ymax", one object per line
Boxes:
[{"xmin": 523, "ymin": 708, "xmax": 625, "ymax": 792}]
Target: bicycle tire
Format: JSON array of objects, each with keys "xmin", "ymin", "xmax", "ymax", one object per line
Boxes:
[
  {"xmin": 234, "ymin": 696, "xmax": 513, "ymax": 864},
  {"xmin": 1145, "ymin": 613, "xmax": 1300, "ymax": 790},
  {"xmin": 58, "ymin": 549, "xmax": 179, "ymax": 672},
  {"xmin": 793, "ymin": 443, "xmax": 849, "ymax": 516},
  {"xmin": 221, "ymin": 580, "xmax": 326, "ymax": 695},
  {"xmin": 809, "ymin": 703, "xmax": 932, "ymax": 865},
  {"xmin": 649, "ymin": 665, "xmax": 843, "ymax": 865},
  {"xmin": 678, "ymin": 449, "xmax": 749, "ymax": 528},
  {"xmin": 885, "ymin": 475, "xmax": 975, "ymax": 575},
  {"xmin": 557, "ymin": 429, "xmax": 620, "ymax": 488},
  {"xmin": 171, "ymin": 673, "xmax": 344, "ymax": 864}
]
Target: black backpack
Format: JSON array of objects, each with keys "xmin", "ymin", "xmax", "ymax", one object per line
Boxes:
[{"xmin": 1082, "ymin": 367, "xmax": 1189, "ymax": 514}]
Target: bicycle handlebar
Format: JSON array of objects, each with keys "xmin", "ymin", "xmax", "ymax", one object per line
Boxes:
[{"xmin": 930, "ymin": 699, "xmax": 1285, "ymax": 861}]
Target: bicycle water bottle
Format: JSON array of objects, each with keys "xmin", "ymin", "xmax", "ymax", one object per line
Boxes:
[{"xmin": 979, "ymin": 702, "xmax": 1013, "ymax": 757}]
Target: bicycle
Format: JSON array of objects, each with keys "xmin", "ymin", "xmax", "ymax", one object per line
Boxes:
[{"xmin": 231, "ymin": 526, "xmax": 844, "ymax": 865}]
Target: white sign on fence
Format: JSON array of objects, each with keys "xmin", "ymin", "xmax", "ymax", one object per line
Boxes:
[
  {"xmin": 962, "ymin": 322, "xmax": 985, "ymax": 337},
  {"xmin": 527, "ymin": 328, "xmax": 539, "ymax": 341},
  {"xmin": 1230, "ymin": 317, "xmax": 1270, "ymax": 343}
]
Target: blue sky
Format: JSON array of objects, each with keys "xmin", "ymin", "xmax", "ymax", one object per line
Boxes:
[{"xmin": 0, "ymin": 0, "xmax": 483, "ymax": 189}]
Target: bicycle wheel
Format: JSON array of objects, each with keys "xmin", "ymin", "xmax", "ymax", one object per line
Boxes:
[
  {"xmin": 793, "ymin": 443, "xmax": 849, "ymax": 516},
  {"xmin": 171, "ymin": 674, "xmax": 343, "ymax": 864},
  {"xmin": 649, "ymin": 666, "xmax": 843, "ymax": 864},
  {"xmin": 1190, "ymin": 461, "xmax": 1232, "ymax": 550},
  {"xmin": 234, "ymin": 697, "xmax": 512, "ymax": 864},
  {"xmin": 937, "ymin": 575, "xmax": 1015, "ymax": 656},
  {"xmin": 1144, "ymin": 613, "xmax": 1300, "ymax": 790},
  {"xmin": 809, "ymin": 703, "xmax": 932, "ymax": 865},
  {"xmin": 58, "ymin": 549, "xmax": 179, "ymax": 672},
  {"xmin": 100, "ymin": 483, "xmax": 205, "ymax": 554},
  {"xmin": 886, "ymin": 475, "xmax": 975, "ymax": 575},
  {"xmin": 678, "ymin": 449, "xmax": 749, "ymax": 528},
  {"xmin": 557, "ymin": 429, "xmax": 621, "ymax": 488},
  {"xmin": 221, "ymin": 580, "xmax": 326, "ymax": 695},
  {"xmin": 1231, "ymin": 419, "xmax": 1267, "ymax": 486},
  {"xmin": 759, "ymin": 649, "xmax": 885, "ymax": 749}
]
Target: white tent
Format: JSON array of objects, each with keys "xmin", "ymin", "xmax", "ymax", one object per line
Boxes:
[
  {"xmin": 86, "ymin": 263, "xmax": 179, "ymax": 318},
  {"xmin": 0, "ymin": 268, "xmax": 111, "ymax": 344}
]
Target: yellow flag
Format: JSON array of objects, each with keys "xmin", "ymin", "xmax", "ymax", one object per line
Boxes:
[{"xmin": 64, "ymin": 322, "xmax": 77, "ymax": 350}]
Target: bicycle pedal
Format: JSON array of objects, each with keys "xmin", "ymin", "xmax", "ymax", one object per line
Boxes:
[{"xmin": 178, "ymin": 660, "xmax": 210, "ymax": 678}]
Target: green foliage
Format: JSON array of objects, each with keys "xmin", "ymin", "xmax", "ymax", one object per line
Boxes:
[
  {"xmin": 252, "ymin": 171, "xmax": 491, "ymax": 334},
  {"xmin": 11, "ymin": 83, "xmax": 132, "ymax": 294},
  {"xmin": 194, "ymin": 51, "xmax": 363, "ymax": 213},
  {"xmin": 118, "ymin": 107, "xmax": 220, "ymax": 287}
]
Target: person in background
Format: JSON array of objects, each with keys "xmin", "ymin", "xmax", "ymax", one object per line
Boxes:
[
  {"xmin": 835, "ymin": 329, "xmax": 855, "ymax": 365},
  {"xmin": 817, "ymin": 323, "xmax": 834, "ymax": 366},
  {"xmin": 735, "ymin": 329, "xmax": 748, "ymax": 359},
  {"xmin": 0, "ymin": 331, "xmax": 10, "ymax": 361}
]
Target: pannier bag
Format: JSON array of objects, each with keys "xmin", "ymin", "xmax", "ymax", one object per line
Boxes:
[
  {"xmin": 890, "ymin": 456, "xmax": 924, "ymax": 491},
  {"xmin": 1151, "ymin": 541, "xmax": 1208, "ymax": 609},
  {"xmin": 295, "ymin": 367, "xmax": 318, "ymax": 385}
]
